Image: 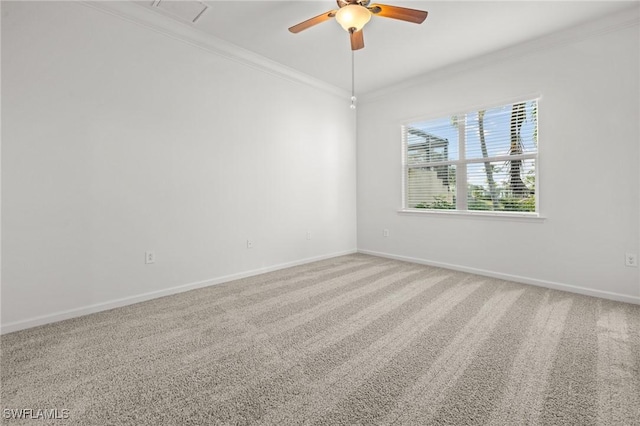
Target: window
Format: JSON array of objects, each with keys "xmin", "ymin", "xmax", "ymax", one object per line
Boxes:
[{"xmin": 403, "ymin": 99, "xmax": 538, "ymax": 215}]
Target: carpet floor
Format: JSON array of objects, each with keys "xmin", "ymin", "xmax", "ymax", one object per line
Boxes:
[{"xmin": 1, "ymin": 254, "xmax": 639, "ymax": 425}]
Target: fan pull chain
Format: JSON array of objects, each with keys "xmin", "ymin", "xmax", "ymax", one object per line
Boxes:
[{"xmin": 350, "ymin": 50, "xmax": 357, "ymax": 110}]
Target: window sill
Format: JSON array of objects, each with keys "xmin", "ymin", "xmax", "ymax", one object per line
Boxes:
[{"xmin": 397, "ymin": 208, "xmax": 547, "ymax": 222}]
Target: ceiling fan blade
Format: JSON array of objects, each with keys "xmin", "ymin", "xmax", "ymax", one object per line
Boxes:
[
  {"xmin": 288, "ymin": 10, "xmax": 337, "ymax": 33},
  {"xmin": 350, "ymin": 29, "xmax": 364, "ymax": 50},
  {"xmin": 368, "ymin": 4, "xmax": 428, "ymax": 24}
]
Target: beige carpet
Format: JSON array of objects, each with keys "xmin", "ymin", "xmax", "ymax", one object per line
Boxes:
[{"xmin": 2, "ymin": 254, "xmax": 639, "ymax": 425}]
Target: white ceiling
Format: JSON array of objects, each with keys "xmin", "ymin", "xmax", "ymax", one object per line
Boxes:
[{"xmin": 137, "ymin": 1, "xmax": 637, "ymax": 94}]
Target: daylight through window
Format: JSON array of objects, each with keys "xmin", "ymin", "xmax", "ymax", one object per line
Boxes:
[{"xmin": 403, "ymin": 99, "xmax": 538, "ymax": 214}]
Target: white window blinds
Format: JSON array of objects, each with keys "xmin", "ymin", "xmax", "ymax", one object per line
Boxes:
[{"xmin": 403, "ymin": 99, "xmax": 538, "ymax": 214}]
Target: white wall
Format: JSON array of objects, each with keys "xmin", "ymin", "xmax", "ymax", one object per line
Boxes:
[
  {"xmin": 357, "ymin": 15, "xmax": 640, "ymax": 302},
  {"xmin": 1, "ymin": 1, "xmax": 357, "ymax": 331}
]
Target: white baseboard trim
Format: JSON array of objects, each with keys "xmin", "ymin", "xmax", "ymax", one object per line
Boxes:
[
  {"xmin": 358, "ymin": 249, "xmax": 640, "ymax": 305},
  {"xmin": 1, "ymin": 249, "xmax": 357, "ymax": 335}
]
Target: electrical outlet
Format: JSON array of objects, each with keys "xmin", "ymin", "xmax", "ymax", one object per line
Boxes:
[
  {"xmin": 145, "ymin": 251, "xmax": 155, "ymax": 264},
  {"xmin": 625, "ymin": 252, "xmax": 638, "ymax": 267},
  {"xmin": 247, "ymin": 240, "xmax": 253, "ymax": 249},
  {"xmin": 383, "ymin": 229, "xmax": 389, "ymax": 237},
  {"xmin": 306, "ymin": 231, "xmax": 312, "ymax": 240}
]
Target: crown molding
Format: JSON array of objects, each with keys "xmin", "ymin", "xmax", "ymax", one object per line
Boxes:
[
  {"xmin": 79, "ymin": 1, "xmax": 350, "ymax": 99},
  {"xmin": 362, "ymin": 4, "xmax": 640, "ymax": 102}
]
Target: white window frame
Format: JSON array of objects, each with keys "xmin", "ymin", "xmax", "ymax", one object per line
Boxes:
[{"xmin": 400, "ymin": 98, "xmax": 542, "ymax": 220}]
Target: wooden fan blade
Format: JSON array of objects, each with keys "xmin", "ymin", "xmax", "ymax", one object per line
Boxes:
[
  {"xmin": 350, "ymin": 29, "xmax": 364, "ymax": 50},
  {"xmin": 369, "ymin": 4, "xmax": 428, "ymax": 24},
  {"xmin": 289, "ymin": 10, "xmax": 337, "ymax": 33}
]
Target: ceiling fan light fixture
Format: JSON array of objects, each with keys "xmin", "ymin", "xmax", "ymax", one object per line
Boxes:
[{"xmin": 335, "ymin": 4, "xmax": 371, "ymax": 32}]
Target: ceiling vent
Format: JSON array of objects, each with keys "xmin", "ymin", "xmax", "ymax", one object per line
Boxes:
[{"xmin": 150, "ymin": 0, "xmax": 208, "ymax": 24}]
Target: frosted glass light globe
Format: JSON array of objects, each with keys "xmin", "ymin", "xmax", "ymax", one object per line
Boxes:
[{"xmin": 335, "ymin": 5, "xmax": 371, "ymax": 32}]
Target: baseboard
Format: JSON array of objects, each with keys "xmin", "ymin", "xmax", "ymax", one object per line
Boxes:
[
  {"xmin": 358, "ymin": 249, "xmax": 640, "ymax": 305},
  {"xmin": 0, "ymin": 249, "xmax": 357, "ymax": 335}
]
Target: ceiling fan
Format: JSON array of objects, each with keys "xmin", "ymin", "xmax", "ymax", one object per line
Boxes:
[{"xmin": 288, "ymin": 0, "xmax": 428, "ymax": 51}]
